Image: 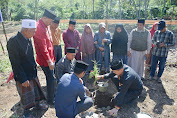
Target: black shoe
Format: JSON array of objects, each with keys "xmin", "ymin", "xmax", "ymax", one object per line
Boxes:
[{"xmin": 157, "ymin": 77, "xmax": 162, "ymax": 83}]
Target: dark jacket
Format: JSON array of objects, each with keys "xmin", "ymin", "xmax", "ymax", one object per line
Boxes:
[
  {"xmin": 7, "ymin": 32, "xmax": 37, "ymax": 83},
  {"xmin": 55, "ymin": 73, "xmax": 87, "ymax": 118},
  {"xmin": 104, "ymin": 65, "xmax": 143, "ymax": 106},
  {"xmin": 111, "ymin": 23, "xmax": 128, "ymax": 56}
]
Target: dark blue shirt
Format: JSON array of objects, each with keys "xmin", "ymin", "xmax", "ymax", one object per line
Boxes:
[
  {"xmin": 104, "ymin": 65, "xmax": 143, "ymax": 106},
  {"xmin": 55, "ymin": 73, "xmax": 87, "ymax": 118}
]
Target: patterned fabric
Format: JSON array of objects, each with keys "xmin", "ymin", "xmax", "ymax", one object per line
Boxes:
[
  {"xmin": 55, "ymin": 55, "xmax": 76, "ymax": 80},
  {"xmin": 16, "ymin": 77, "xmax": 46, "ymax": 109},
  {"xmin": 50, "ymin": 26, "xmax": 61, "ymax": 46},
  {"xmin": 128, "ymin": 27, "xmax": 152, "ymax": 54},
  {"xmin": 152, "ymin": 30, "xmax": 175, "ymax": 57},
  {"xmin": 130, "ymin": 28, "xmax": 149, "ymax": 51}
]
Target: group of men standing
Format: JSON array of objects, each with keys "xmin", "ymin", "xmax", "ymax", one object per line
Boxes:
[
  {"xmin": 7, "ymin": 8, "xmax": 175, "ymax": 118},
  {"xmin": 128, "ymin": 19, "xmax": 175, "ymax": 83}
]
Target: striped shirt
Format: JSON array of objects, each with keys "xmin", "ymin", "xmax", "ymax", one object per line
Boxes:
[{"xmin": 152, "ymin": 30, "xmax": 175, "ymax": 57}]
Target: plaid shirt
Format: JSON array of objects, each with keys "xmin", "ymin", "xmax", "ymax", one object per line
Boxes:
[{"xmin": 152, "ymin": 30, "xmax": 175, "ymax": 57}]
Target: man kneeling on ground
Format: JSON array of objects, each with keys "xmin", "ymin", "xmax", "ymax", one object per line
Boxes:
[
  {"xmin": 55, "ymin": 61, "xmax": 93, "ymax": 118},
  {"xmin": 97, "ymin": 59, "xmax": 143, "ymax": 116}
]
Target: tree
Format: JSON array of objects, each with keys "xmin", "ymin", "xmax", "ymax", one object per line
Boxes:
[
  {"xmin": 162, "ymin": 0, "xmax": 166, "ymax": 18},
  {"xmin": 132, "ymin": 0, "xmax": 139, "ymax": 19},
  {"xmin": 119, "ymin": 0, "xmax": 121, "ymax": 19},
  {"xmin": 0, "ymin": 0, "xmax": 176, "ymax": 21},
  {"xmin": 0, "ymin": 0, "xmax": 10, "ymax": 21}
]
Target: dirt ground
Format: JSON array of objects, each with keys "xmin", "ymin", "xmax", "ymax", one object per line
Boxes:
[{"xmin": 0, "ymin": 24, "xmax": 177, "ymax": 118}]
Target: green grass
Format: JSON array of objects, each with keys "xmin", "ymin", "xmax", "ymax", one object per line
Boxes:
[{"xmin": 0, "ymin": 54, "xmax": 11, "ymax": 73}]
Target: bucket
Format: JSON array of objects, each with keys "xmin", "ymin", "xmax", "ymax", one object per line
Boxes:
[{"xmin": 97, "ymin": 82, "xmax": 108, "ymax": 92}]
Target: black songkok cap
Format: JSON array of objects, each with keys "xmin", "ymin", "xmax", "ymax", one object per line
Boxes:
[
  {"xmin": 111, "ymin": 59, "xmax": 123, "ymax": 70},
  {"xmin": 53, "ymin": 17, "xmax": 60, "ymax": 24},
  {"xmin": 66, "ymin": 47, "xmax": 76, "ymax": 53},
  {"xmin": 75, "ymin": 61, "xmax": 89, "ymax": 71},
  {"xmin": 138, "ymin": 19, "xmax": 145, "ymax": 24},
  {"xmin": 69, "ymin": 19, "xmax": 76, "ymax": 25},
  {"xmin": 158, "ymin": 20, "xmax": 166, "ymax": 30},
  {"xmin": 43, "ymin": 9, "xmax": 56, "ymax": 20}
]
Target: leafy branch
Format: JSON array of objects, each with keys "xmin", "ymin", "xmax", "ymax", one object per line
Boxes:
[{"xmin": 89, "ymin": 60, "xmax": 99, "ymax": 85}]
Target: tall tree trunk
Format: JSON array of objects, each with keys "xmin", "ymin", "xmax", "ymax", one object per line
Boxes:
[
  {"xmin": 34, "ymin": 0, "xmax": 37, "ymax": 20},
  {"xmin": 145, "ymin": 0, "xmax": 147, "ymax": 19},
  {"xmin": 132, "ymin": 0, "xmax": 139, "ymax": 19},
  {"xmin": 5, "ymin": 0, "xmax": 9, "ymax": 21},
  {"xmin": 162, "ymin": 0, "xmax": 166, "ymax": 19},
  {"xmin": 119, "ymin": 0, "xmax": 121, "ymax": 19},
  {"xmin": 146, "ymin": 0, "xmax": 150, "ymax": 19},
  {"xmin": 93, "ymin": 0, "xmax": 94, "ymax": 19},
  {"xmin": 147, "ymin": 0, "xmax": 150, "ymax": 9},
  {"xmin": 110, "ymin": 0, "xmax": 112, "ymax": 18},
  {"xmin": 82, "ymin": 0, "xmax": 86, "ymax": 18},
  {"xmin": 138, "ymin": 0, "xmax": 141, "ymax": 19},
  {"xmin": 106, "ymin": 0, "xmax": 109, "ymax": 19}
]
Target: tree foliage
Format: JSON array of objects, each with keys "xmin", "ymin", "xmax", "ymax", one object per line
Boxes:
[{"xmin": 0, "ymin": 0, "xmax": 177, "ymax": 21}]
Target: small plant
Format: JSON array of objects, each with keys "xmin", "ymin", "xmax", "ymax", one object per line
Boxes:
[{"xmin": 89, "ymin": 60, "xmax": 99, "ymax": 85}]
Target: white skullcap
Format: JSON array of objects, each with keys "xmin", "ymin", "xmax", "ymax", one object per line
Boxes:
[{"xmin": 22, "ymin": 19, "xmax": 36, "ymax": 28}]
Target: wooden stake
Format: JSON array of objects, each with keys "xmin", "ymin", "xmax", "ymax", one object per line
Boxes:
[{"xmin": 2, "ymin": 22, "xmax": 8, "ymax": 42}]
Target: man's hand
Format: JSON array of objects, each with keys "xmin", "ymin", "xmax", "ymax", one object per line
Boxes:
[
  {"xmin": 94, "ymin": 41, "xmax": 98, "ymax": 44},
  {"xmin": 159, "ymin": 43, "xmax": 165, "ymax": 47},
  {"xmin": 102, "ymin": 39, "xmax": 108, "ymax": 43},
  {"xmin": 97, "ymin": 75, "xmax": 104, "ymax": 80},
  {"xmin": 49, "ymin": 63, "xmax": 54, "ymax": 70},
  {"xmin": 47, "ymin": 60, "xmax": 55, "ymax": 70},
  {"xmin": 108, "ymin": 108, "xmax": 119, "ymax": 116},
  {"xmin": 99, "ymin": 47, "xmax": 104, "ymax": 52},
  {"xmin": 22, "ymin": 80, "xmax": 30, "ymax": 87},
  {"xmin": 127, "ymin": 51, "xmax": 131, "ymax": 57},
  {"xmin": 84, "ymin": 86, "xmax": 91, "ymax": 97}
]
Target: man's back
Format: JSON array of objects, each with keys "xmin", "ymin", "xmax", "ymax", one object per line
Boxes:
[
  {"xmin": 55, "ymin": 73, "xmax": 86, "ymax": 117},
  {"xmin": 121, "ymin": 65, "xmax": 143, "ymax": 91}
]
